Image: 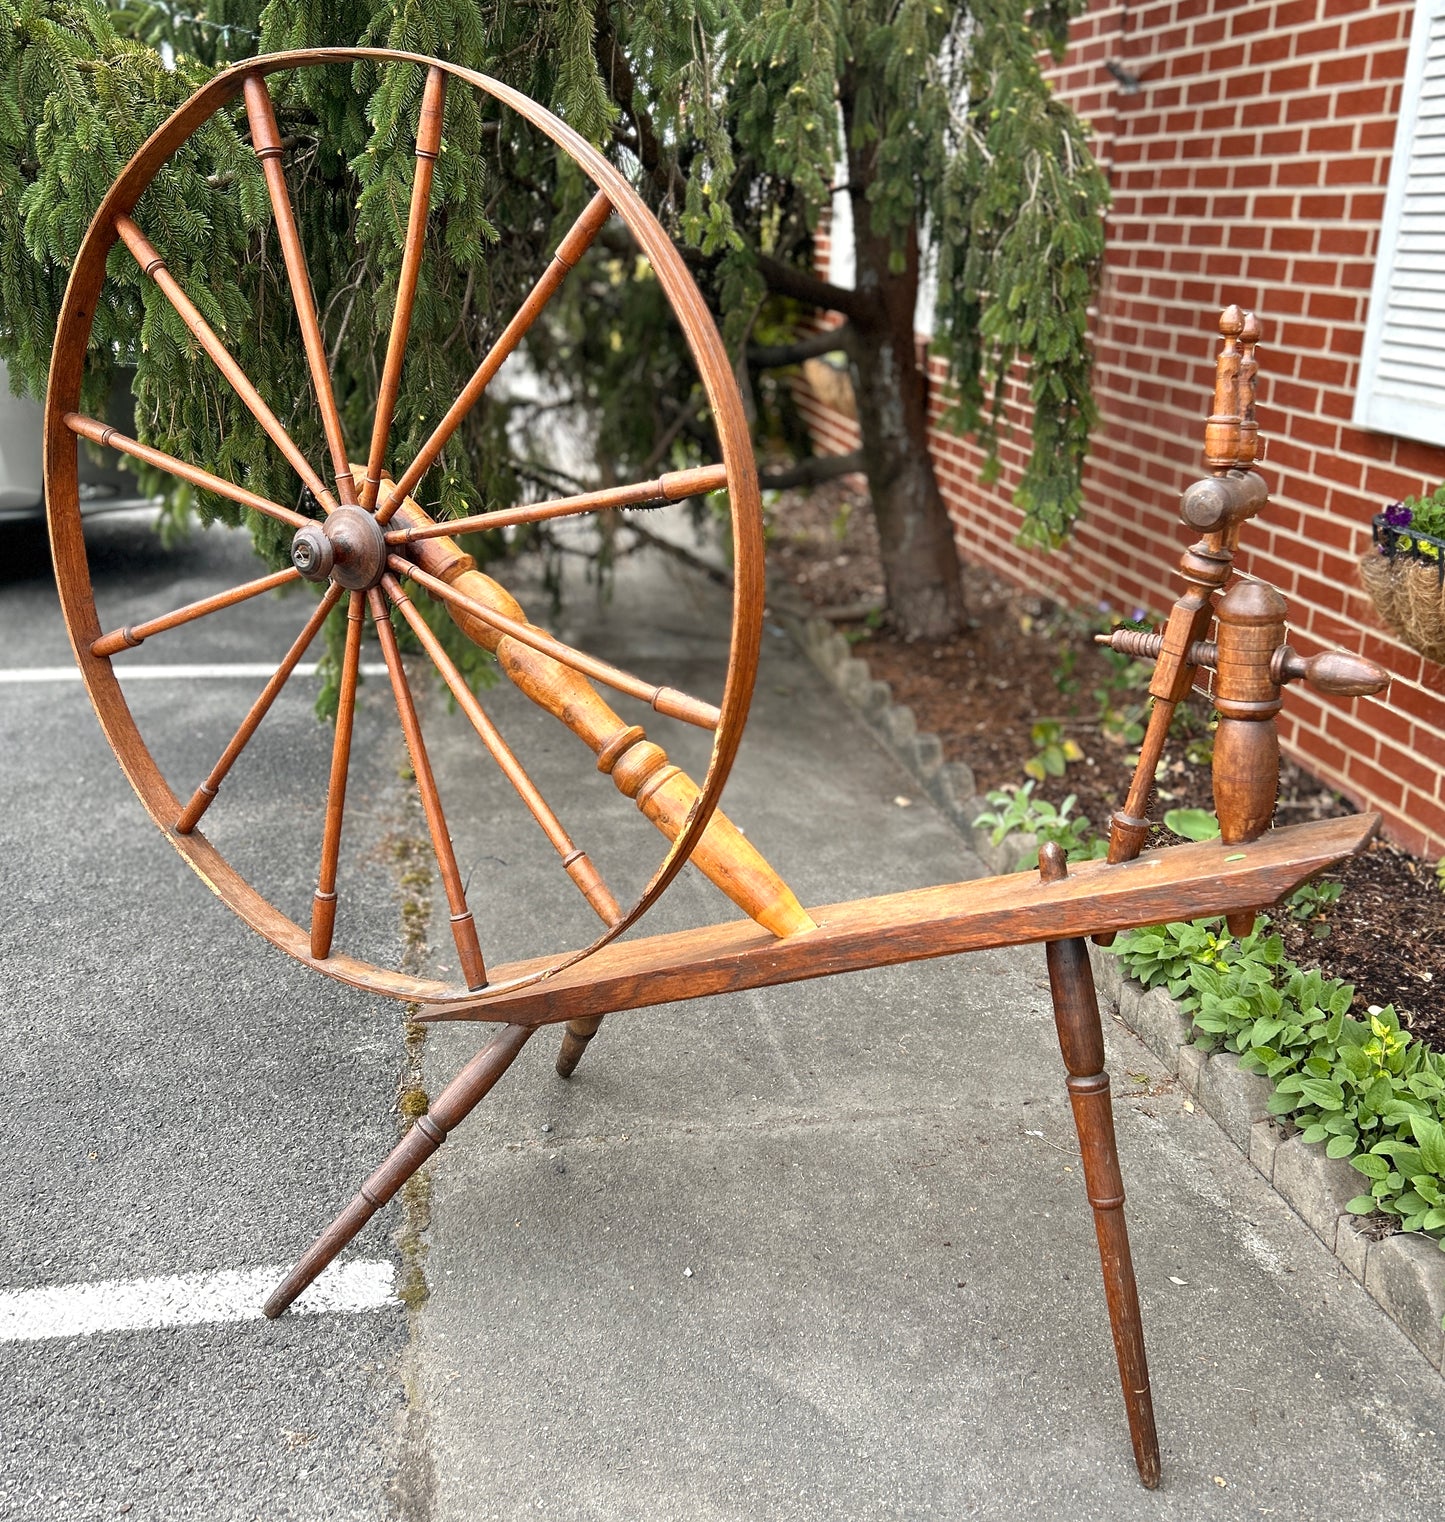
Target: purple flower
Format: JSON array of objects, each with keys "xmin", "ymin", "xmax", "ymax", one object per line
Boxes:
[{"xmin": 1383, "ymin": 501, "xmax": 1413, "ymax": 528}]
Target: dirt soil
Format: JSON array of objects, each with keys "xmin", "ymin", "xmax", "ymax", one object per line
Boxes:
[{"xmin": 765, "ymin": 479, "xmax": 1445, "ymax": 1052}]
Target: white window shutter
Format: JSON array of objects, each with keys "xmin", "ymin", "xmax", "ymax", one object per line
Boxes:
[{"xmin": 1356, "ymin": 0, "xmax": 1445, "ymax": 444}]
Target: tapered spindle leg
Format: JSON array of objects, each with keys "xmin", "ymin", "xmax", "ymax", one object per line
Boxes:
[
  {"xmin": 1039, "ymin": 843, "xmax": 1161, "ymax": 1489},
  {"xmin": 555, "ymin": 1014, "xmax": 606, "ymax": 1078},
  {"xmin": 263, "ymin": 1022, "xmax": 534, "ymax": 1318}
]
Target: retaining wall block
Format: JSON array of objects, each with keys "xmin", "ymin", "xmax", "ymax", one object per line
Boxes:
[
  {"xmin": 1248, "ymin": 1119, "xmax": 1281, "ymax": 1184},
  {"xmin": 1196, "ymin": 1051, "xmax": 1276, "ymax": 1154},
  {"xmin": 834, "ymin": 660, "xmax": 870, "ymax": 706},
  {"xmin": 1272, "ymin": 1134, "xmax": 1361, "ymax": 1254},
  {"xmin": 1364, "ymin": 1232, "xmax": 1445, "ymax": 1370},
  {"xmin": 1091, "ymin": 944, "xmax": 1123, "ymax": 1007},
  {"xmin": 1335, "ymin": 1218, "xmax": 1372, "ymax": 1285},
  {"xmin": 1177, "ymin": 1043, "xmax": 1206, "ymax": 1098},
  {"xmin": 858, "ymin": 679, "xmax": 892, "ymax": 717},
  {"xmin": 911, "ymin": 732, "xmax": 944, "ymax": 780},
  {"xmin": 943, "ymin": 761, "xmax": 977, "ymax": 808},
  {"xmin": 882, "ymin": 704, "xmax": 917, "ymax": 747},
  {"xmin": 1116, "ymin": 977, "xmax": 1142, "ymax": 1026},
  {"xmin": 1131, "ymin": 984, "xmax": 1194, "ymax": 1074}
]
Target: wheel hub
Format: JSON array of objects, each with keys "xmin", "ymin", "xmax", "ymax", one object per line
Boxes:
[{"xmin": 291, "ymin": 505, "xmax": 387, "ymax": 589}]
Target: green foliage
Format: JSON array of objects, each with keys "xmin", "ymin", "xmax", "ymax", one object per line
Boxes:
[
  {"xmin": 1163, "ymin": 807, "xmax": 1220, "ymax": 842},
  {"xmin": 1113, "ymin": 918, "xmax": 1445, "ymax": 1259},
  {"xmin": 1285, "ymin": 876, "xmax": 1342, "ymax": 938},
  {"xmin": 1023, "ymin": 717, "xmax": 1083, "ymax": 781},
  {"xmin": 972, "ymin": 779, "xmax": 1105, "ymax": 865}
]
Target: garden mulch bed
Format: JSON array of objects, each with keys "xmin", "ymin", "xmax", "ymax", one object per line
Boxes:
[{"xmin": 765, "ymin": 479, "xmax": 1445, "ymax": 1051}]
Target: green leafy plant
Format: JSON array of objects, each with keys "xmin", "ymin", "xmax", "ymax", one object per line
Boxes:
[
  {"xmin": 971, "ymin": 781, "xmax": 1105, "ymax": 865},
  {"xmin": 1023, "ymin": 719, "xmax": 1084, "ymax": 781},
  {"xmin": 1162, "ymin": 807, "xmax": 1221, "ymax": 842},
  {"xmin": 1285, "ymin": 877, "xmax": 1342, "ymax": 938},
  {"xmin": 1113, "ymin": 919, "xmax": 1445, "ymax": 1264}
]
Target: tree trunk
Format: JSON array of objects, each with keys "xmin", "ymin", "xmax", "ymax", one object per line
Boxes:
[{"xmin": 843, "ymin": 115, "xmax": 964, "ymax": 641}]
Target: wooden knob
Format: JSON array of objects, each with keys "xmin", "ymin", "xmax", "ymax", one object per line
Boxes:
[
  {"xmin": 1273, "ymin": 647, "xmax": 1390, "ymax": 697},
  {"xmin": 291, "ymin": 524, "xmax": 333, "ymax": 581}
]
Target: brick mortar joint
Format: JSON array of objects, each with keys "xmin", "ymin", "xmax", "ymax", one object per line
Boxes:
[{"xmin": 776, "ymin": 581, "xmax": 1443, "ymax": 1373}]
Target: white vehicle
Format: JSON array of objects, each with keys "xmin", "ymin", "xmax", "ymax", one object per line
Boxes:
[{"xmin": 0, "ymin": 360, "xmax": 160, "ymax": 524}]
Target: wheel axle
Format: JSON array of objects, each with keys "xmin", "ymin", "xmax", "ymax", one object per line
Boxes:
[{"xmin": 291, "ymin": 505, "xmax": 387, "ymax": 589}]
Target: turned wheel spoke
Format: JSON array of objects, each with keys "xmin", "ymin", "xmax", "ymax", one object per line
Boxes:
[
  {"xmin": 91, "ymin": 566, "xmax": 300, "ymax": 658},
  {"xmin": 382, "ymin": 573, "xmax": 622, "ymax": 927},
  {"xmin": 384, "ymin": 463, "xmax": 730, "ymax": 543},
  {"xmin": 311, "ymin": 590, "xmax": 366, "ymax": 959},
  {"xmin": 361, "ymin": 65, "xmax": 447, "ymax": 512},
  {"xmin": 391, "ymin": 555, "xmax": 720, "ymax": 730},
  {"xmin": 243, "ymin": 75, "xmax": 357, "ymax": 505},
  {"xmin": 176, "ymin": 583, "xmax": 344, "ymax": 834},
  {"xmin": 65, "ymin": 413, "xmax": 312, "ymax": 532},
  {"xmin": 114, "ymin": 215, "xmax": 338, "ymax": 513},
  {"xmin": 377, "ymin": 190, "xmax": 614, "ymax": 525},
  {"xmin": 368, "ymin": 586, "xmax": 489, "ymax": 989}
]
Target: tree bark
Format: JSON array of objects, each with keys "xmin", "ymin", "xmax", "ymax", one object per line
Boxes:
[{"xmin": 842, "ymin": 145, "xmax": 964, "ymax": 641}]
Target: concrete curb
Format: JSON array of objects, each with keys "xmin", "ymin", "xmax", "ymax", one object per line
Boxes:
[{"xmin": 783, "ymin": 604, "xmax": 1445, "ymax": 1375}]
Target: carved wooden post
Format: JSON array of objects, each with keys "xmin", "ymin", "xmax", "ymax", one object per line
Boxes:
[
  {"xmin": 1211, "ymin": 579, "xmax": 1287, "ymax": 935},
  {"xmin": 1039, "ymin": 843, "xmax": 1160, "ymax": 1488}
]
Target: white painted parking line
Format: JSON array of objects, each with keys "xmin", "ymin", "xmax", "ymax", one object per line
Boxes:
[
  {"xmin": 0, "ymin": 663, "xmax": 391, "ymax": 684},
  {"xmin": 0, "ymin": 1259, "xmax": 396, "ymax": 1342}
]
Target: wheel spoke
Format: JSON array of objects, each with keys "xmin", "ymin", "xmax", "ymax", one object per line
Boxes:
[
  {"xmin": 384, "ymin": 463, "xmax": 730, "ymax": 543},
  {"xmin": 243, "ymin": 75, "xmax": 358, "ymax": 506},
  {"xmin": 390, "ymin": 554, "xmax": 720, "ymax": 730},
  {"xmin": 367, "ymin": 586, "xmax": 489, "ymax": 989},
  {"xmin": 361, "ymin": 65, "xmax": 447, "ymax": 512},
  {"xmin": 176, "ymin": 583, "xmax": 344, "ymax": 834},
  {"xmin": 114, "ymin": 215, "xmax": 339, "ymax": 513},
  {"xmin": 91, "ymin": 566, "xmax": 299, "ymax": 658},
  {"xmin": 311, "ymin": 590, "xmax": 366, "ymax": 959},
  {"xmin": 65, "ymin": 413, "xmax": 312, "ymax": 532},
  {"xmin": 377, "ymin": 190, "xmax": 614, "ymax": 526},
  {"xmin": 383, "ymin": 574, "xmax": 622, "ymax": 927}
]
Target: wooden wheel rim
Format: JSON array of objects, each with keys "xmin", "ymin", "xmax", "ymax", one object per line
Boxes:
[{"xmin": 45, "ymin": 48, "xmax": 765, "ymax": 1005}]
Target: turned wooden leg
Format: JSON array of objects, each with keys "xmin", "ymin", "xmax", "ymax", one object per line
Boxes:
[
  {"xmin": 1039, "ymin": 843, "xmax": 1161, "ymax": 1489},
  {"xmin": 263, "ymin": 1022, "xmax": 535, "ymax": 1318},
  {"xmin": 556, "ymin": 1014, "xmax": 605, "ymax": 1078}
]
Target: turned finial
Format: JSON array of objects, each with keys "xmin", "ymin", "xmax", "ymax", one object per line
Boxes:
[
  {"xmin": 1236, "ymin": 312, "xmax": 1261, "ymax": 467},
  {"xmin": 1204, "ymin": 306, "xmax": 1245, "ymax": 473}
]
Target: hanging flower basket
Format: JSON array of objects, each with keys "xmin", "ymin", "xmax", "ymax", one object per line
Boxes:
[{"xmin": 1360, "ymin": 502, "xmax": 1445, "ymax": 665}]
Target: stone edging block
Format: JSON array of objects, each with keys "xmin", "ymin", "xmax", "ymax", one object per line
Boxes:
[{"xmin": 780, "ymin": 601, "xmax": 1445, "ymax": 1375}]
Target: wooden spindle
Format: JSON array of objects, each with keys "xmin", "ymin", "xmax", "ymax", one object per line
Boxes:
[
  {"xmin": 368, "ymin": 586, "xmax": 489, "ymax": 989},
  {"xmin": 91, "ymin": 566, "xmax": 299, "ymax": 657},
  {"xmin": 243, "ymin": 74, "xmax": 358, "ymax": 505},
  {"xmin": 311, "ymin": 591, "xmax": 366, "ymax": 959},
  {"xmin": 362, "ymin": 65, "xmax": 447, "ymax": 511}
]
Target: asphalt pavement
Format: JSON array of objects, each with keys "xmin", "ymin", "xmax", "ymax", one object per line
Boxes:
[{"xmin": 2, "ymin": 512, "xmax": 1442, "ymax": 1520}]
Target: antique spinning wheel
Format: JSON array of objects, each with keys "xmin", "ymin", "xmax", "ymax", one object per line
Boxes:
[
  {"xmin": 45, "ymin": 48, "xmax": 807, "ymax": 1007},
  {"xmin": 47, "ymin": 48, "xmax": 1399, "ymax": 1493}
]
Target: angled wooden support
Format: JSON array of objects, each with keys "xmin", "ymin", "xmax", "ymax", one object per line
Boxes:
[{"xmin": 1039, "ymin": 842, "xmax": 1159, "ymax": 1488}]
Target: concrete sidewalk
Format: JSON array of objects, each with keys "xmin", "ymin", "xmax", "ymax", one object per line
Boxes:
[{"xmin": 397, "ymin": 542, "xmax": 1442, "ymax": 1520}]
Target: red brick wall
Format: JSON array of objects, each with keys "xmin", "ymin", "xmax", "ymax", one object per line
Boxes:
[{"xmin": 801, "ymin": 0, "xmax": 1445, "ymax": 859}]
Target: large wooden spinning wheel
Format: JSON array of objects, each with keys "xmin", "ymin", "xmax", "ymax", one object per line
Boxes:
[
  {"xmin": 45, "ymin": 47, "xmax": 1398, "ymax": 1490},
  {"xmin": 45, "ymin": 49, "xmax": 799, "ymax": 1006}
]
